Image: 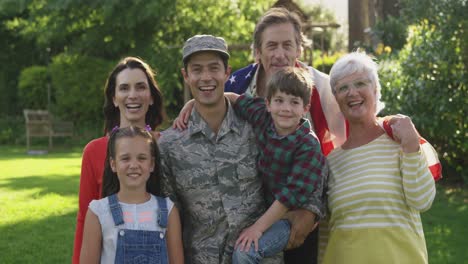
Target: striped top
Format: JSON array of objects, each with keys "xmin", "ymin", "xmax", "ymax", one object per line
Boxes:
[{"xmin": 321, "ymin": 134, "xmax": 436, "ymax": 264}]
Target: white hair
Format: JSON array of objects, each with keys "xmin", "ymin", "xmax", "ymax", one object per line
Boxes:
[{"xmin": 329, "ymin": 51, "xmax": 385, "ymax": 115}]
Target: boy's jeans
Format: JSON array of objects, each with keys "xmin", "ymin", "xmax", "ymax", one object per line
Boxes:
[{"xmin": 232, "ymin": 219, "xmax": 290, "ymax": 264}]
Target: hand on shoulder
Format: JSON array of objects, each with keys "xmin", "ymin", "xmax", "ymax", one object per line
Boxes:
[{"xmin": 388, "ymin": 114, "xmax": 420, "ymax": 153}]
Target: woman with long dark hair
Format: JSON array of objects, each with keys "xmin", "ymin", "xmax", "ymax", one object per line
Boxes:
[{"xmin": 72, "ymin": 57, "xmax": 165, "ymax": 264}]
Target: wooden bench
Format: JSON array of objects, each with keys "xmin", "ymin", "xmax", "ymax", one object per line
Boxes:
[{"xmin": 23, "ymin": 109, "xmax": 74, "ymax": 151}]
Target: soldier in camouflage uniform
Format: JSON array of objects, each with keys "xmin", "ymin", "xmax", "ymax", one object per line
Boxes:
[{"xmin": 159, "ymin": 35, "xmax": 283, "ymax": 263}]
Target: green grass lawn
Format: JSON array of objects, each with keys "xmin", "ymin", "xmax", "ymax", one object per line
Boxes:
[
  {"xmin": 0, "ymin": 145, "xmax": 467, "ymax": 263},
  {"xmin": 0, "ymin": 146, "xmax": 82, "ymax": 263},
  {"xmin": 423, "ymin": 183, "xmax": 468, "ymax": 263}
]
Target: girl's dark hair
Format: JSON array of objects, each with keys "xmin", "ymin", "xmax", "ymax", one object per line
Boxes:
[
  {"xmin": 102, "ymin": 57, "xmax": 165, "ymax": 135},
  {"xmin": 101, "ymin": 126, "xmax": 162, "ymax": 197}
]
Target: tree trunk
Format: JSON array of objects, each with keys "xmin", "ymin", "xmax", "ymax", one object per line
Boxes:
[
  {"xmin": 348, "ymin": 0, "xmax": 371, "ymax": 51},
  {"xmin": 349, "ymin": 0, "xmax": 394, "ymax": 51},
  {"xmin": 382, "ymin": 0, "xmax": 400, "ymax": 18}
]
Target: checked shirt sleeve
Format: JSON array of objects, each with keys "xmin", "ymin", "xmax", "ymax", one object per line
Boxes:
[
  {"xmin": 272, "ymin": 138, "xmax": 327, "ymax": 218},
  {"xmin": 233, "ymin": 94, "xmax": 269, "ymax": 131}
]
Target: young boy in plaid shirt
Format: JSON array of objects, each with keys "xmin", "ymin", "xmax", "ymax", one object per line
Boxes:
[
  {"xmin": 227, "ymin": 66, "xmax": 327, "ymax": 263},
  {"xmin": 175, "ymin": 66, "xmax": 327, "ymax": 263}
]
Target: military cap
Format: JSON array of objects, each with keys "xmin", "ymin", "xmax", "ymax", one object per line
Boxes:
[{"xmin": 182, "ymin": 34, "xmax": 230, "ymax": 63}]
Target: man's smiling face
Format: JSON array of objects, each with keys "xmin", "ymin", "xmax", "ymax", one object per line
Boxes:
[
  {"xmin": 256, "ymin": 22, "xmax": 301, "ymax": 80},
  {"xmin": 182, "ymin": 51, "xmax": 230, "ymax": 108}
]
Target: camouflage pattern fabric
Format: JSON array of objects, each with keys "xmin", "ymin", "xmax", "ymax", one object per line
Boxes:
[{"xmin": 159, "ymin": 99, "xmax": 283, "ymax": 264}]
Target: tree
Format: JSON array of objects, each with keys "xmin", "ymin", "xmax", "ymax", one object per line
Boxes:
[
  {"xmin": 379, "ymin": 0, "xmax": 467, "ymax": 183},
  {"xmin": 0, "ymin": 1, "xmax": 43, "ymax": 117},
  {"xmin": 348, "ymin": 0, "xmax": 371, "ymax": 50},
  {"xmin": 4, "ymin": 0, "xmax": 275, "ymax": 124}
]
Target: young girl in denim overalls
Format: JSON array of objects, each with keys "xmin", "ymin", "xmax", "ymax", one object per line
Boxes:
[{"xmin": 80, "ymin": 126, "xmax": 183, "ymax": 264}]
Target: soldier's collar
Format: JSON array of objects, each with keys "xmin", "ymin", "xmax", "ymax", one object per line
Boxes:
[
  {"xmin": 187, "ymin": 98, "xmax": 241, "ymax": 137},
  {"xmin": 223, "ymin": 98, "xmax": 242, "ymax": 136},
  {"xmin": 187, "ymin": 109, "xmax": 204, "ymax": 136}
]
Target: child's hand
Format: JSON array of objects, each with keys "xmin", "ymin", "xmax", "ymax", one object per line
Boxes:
[
  {"xmin": 172, "ymin": 99, "xmax": 195, "ymax": 130},
  {"xmin": 235, "ymin": 225, "xmax": 263, "ymax": 252}
]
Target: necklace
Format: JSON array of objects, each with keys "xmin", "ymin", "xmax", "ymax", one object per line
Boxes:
[{"xmin": 111, "ymin": 124, "xmax": 152, "ymax": 133}]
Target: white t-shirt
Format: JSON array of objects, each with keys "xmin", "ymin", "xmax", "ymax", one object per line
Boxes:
[{"xmin": 89, "ymin": 195, "xmax": 174, "ymax": 264}]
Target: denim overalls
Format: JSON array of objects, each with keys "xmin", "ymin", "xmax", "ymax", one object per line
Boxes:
[{"xmin": 108, "ymin": 194, "xmax": 169, "ymax": 264}]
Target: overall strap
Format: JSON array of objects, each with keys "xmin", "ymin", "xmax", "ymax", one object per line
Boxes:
[
  {"xmin": 156, "ymin": 196, "xmax": 168, "ymax": 228},
  {"xmin": 108, "ymin": 194, "xmax": 124, "ymax": 226}
]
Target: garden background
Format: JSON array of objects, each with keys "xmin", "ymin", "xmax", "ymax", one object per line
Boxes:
[{"xmin": 0, "ymin": 0, "xmax": 466, "ymax": 263}]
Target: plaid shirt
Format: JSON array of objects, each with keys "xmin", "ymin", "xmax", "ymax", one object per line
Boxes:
[{"xmin": 234, "ymin": 94, "xmax": 327, "ymax": 217}]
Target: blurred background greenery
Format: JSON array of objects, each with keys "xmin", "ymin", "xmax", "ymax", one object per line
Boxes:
[
  {"xmin": 0, "ymin": 0, "xmax": 465, "ymax": 184},
  {"xmin": 0, "ymin": 1, "xmax": 466, "ymax": 263}
]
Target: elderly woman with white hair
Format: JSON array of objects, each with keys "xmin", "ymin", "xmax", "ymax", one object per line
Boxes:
[{"xmin": 321, "ymin": 52, "xmax": 437, "ymax": 264}]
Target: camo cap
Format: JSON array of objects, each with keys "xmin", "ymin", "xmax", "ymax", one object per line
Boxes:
[{"xmin": 182, "ymin": 35, "xmax": 230, "ymax": 63}]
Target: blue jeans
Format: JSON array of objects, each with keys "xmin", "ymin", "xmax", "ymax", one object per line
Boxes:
[{"xmin": 232, "ymin": 219, "xmax": 290, "ymax": 264}]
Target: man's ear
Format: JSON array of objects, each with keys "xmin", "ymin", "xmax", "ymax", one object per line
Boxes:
[
  {"xmin": 255, "ymin": 48, "xmax": 261, "ymax": 63},
  {"xmin": 266, "ymin": 98, "xmax": 272, "ymax": 112},
  {"xmin": 296, "ymin": 45, "xmax": 302, "ymax": 59},
  {"xmin": 110, "ymin": 158, "xmax": 117, "ymax": 172},
  {"xmin": 304, "ymin": 103, "xmax": 311, "ymax": 114},
  {"xmin": 181, "ymin": 68, "xmax": 188, "ymax": 83},
  {"xmin": 224, "ymin": 66, "xmax": 232, "ymax": 82}
]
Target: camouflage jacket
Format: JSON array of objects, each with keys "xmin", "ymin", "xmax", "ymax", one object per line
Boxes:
[{"xmin": 159, "ymin": 99, "xmax": 283, "ymax": 264}]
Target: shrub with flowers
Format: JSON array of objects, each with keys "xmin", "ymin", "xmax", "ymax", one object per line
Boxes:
[{"xmin": 378, "ymin": 0, "xmax": 467, "ymax": 183}]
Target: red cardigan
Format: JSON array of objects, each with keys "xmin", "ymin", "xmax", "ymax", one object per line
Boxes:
[{"xmin": 72, "ymin": 136, "xmax": 108, "ymax": 264}]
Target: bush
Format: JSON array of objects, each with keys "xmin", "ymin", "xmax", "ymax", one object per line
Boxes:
[
  {"xmin": 0, "ymin": 116, "xmax": 24, "ymax": 145},
  {"xmin": 17, "ymin": 66, "xmax": 49, "ymax": 110},
  {"xmin": 372, "ymin": 15, "xmax": 408, "ymax": 51},
  {"xmin": 15, "ymin": 54, "xmax": 112, "ymax": 146},
  {"xmin": 379, "ymin": 0, "xmax": 467, "ymax": 183},
  {"xmin": 313, "ymin": 52, "xmax": 344, "ymax": 74},
  {"xmin": 49, "ymin": 53, "xmax": 114, "ymax": 129}
]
